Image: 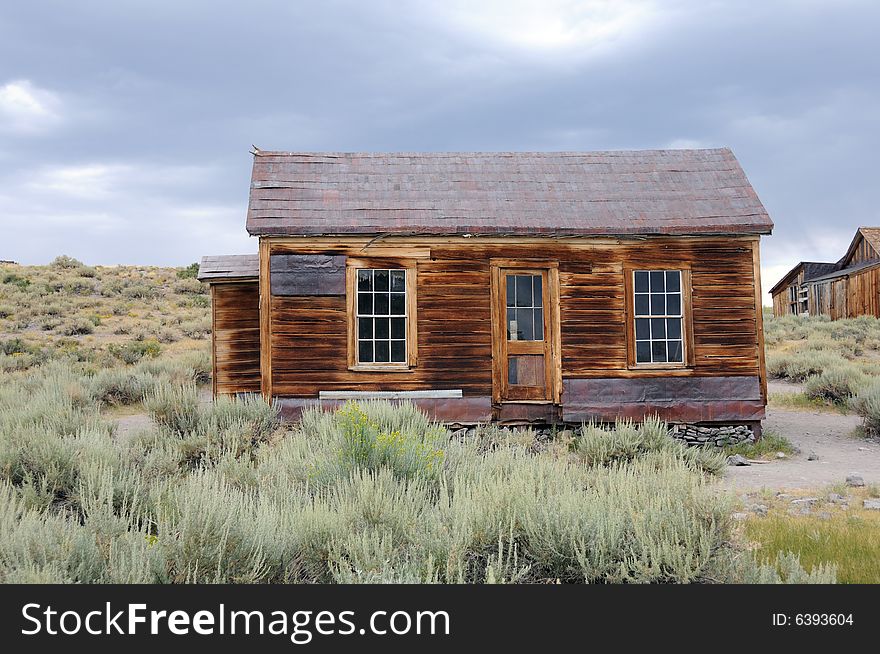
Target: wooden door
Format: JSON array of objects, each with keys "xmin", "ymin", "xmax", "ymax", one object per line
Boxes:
[{"xmin": 493, "ymin": 267, "xmax": 555, "ymax": 402}]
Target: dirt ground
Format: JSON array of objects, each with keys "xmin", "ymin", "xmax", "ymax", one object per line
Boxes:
[{"xmin": 723, "ymin": 381, "xmax": 880, "ymax": 490}]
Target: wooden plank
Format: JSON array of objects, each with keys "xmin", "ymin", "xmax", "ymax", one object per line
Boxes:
[{"xmin": 319, "ymin": 390, "xmax": 463, "ymax": 399}]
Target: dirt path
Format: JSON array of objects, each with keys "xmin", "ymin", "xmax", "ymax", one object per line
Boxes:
[{"xmin": 723, "ymin": 381, "xmax": 880, "ymax": 490}]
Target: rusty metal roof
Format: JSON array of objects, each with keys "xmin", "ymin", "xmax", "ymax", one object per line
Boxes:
[
  {"xmin": 197, "ymin": 254, "xmax": 258, "ymax": 282},
  {"xmin": 245, "ymin": 149, "xmax": 772, "ymax": 237}
]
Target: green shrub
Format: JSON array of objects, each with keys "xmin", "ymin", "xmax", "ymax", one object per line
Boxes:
[
  {"xmin": 304, "ymin": 402, "xmax": 448, "ymax": 483},
  {"xmin": 122, "ymin": 284, "xmax": 157, "ymax": 300},
  {"xmin": 176, "ymin": 263, "xmax": 200, "ymax": 280},
  {"xmin": 0, "ymin": 338, "xmax": 31, "ymax": 356},
  {"xmin": 50, "ymin": 255, "xmax": 85, "ymax": 269},
  {"xmin": 572, "ymin": 417, "xmax": 727, "ymax": 476},
  {"xmin": 61, "ymin": 318, "xmax": 94, "ymax": 336},
  {"xmin": 853, "ymin": 380, "xmax": 880, "ymax": 436},
  {"xmin": 88, "ymin": 369, "xmax": 158, "ymax": 406},
  {"xmin": 804, "ymin": 365, "xmax": 868, "ymax": 405},
  {"xmin": 766, "ymin": 350, "xmax": 851, "ymax": 382},
  {"xmin": 145, "ymin": 384, "xmax": 201, "ymax": 436},
  {"xmin": 173, "ymin": 278, "xmax": 204, "ymax": 295},
  {"xmin": 2, "ymin": 273, "xmax": 30, "ymax": 290},
  {"xmin": 109, "ymin": 340, "xmax": 162, "ymax": 365},
  {"xmin": 0, "ymin": 375, "xmax": 833, "ymax": 585}
]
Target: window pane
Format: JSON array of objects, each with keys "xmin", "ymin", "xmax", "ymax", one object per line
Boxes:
[
  {"xmin": 391, "ymin": 340, "xmax": 406, "ymax": 363},
  {"xmin": 390, "ymin": 270, "xmax": 406, "ymax": 292},
  {"xmin": 666, "ymin": 271, "xmax": 681, "ymax": 292},
  {"xmin": 533, "ymin": 308, "xmax": 544, "ymax": 340},
  {"xmin": 650, "ymin": 318, "xmax": 665, "ymax": 339},
  {"xmin": 390, "ymin": 292, "xmax": 406, "ymax": 315},
  {"xmin": 634, "ymin": 271, "xmax": 649, "ymax": 293},
  {"xmin": 635, "ymin": 293, "xmax": 649, "ymax": 315},
  {"xmin": 666, "ymin": 318, "xmax": 682, "ymax": 339},
  {"xmin": 358, "ymin": 341, "xmax": 373, "ymax": 363},
  {"xmin": 508, "ymin": 355, "xmax": 544, "ymax": 386},
  {"xmin": 374, "ymin": 293, "xmax": 389, "ymax": 315},
  {"xmin": 651, "ymin": 341, "xmax": 667, "ymax": 363},
  {"xmin": 506, "ymin": 276, "xmax": 515, "ymax": 307},
  {"xmin": 668, "ymin": 340, "xmax": 683, "ymax": 363},
  {"xmin": 636, "ymin": 341, "xmax": 651, "ymax": 363},
  {"xmin": 391, "ymin": 317, "xmax": 405, "ymax": 339},
  {"xmin": 516, "ymin": 308, "xmax": 534, "ymax": 340},
  {"xmin": 358, "ymin": 317, "xmax": 372, "ymax": 339},
  {"xmin": 515, "ymin": 275, "xmax": 532, "ymax": 307},
  {"xmin": 666, "ymin": 293, "xmax": 681, "ymax": 316},
  {"xmin": 650, "ymin": 294, "xmax": 665, "ymax": 315},
  {"xmin": 650, "ymin": 271, "xmax": 665, "ymax": 292},
  {"xmin": 357, "ymin": 269, "xmax": 372, "ymax": 291},
  {"xmin": 506, "ymin": 308, "xmax": 516, "ymax": 340},
  {"xmin": 375, "ymin": 318, "xmax": 389, "ymax": 339},
  {"xmin": 635, "ymin": 318, "xmax": 650, "ymax": 339},
  {"xmin": 533, "ymin": 276, "xmax": 543, "ymax": 307},
  {"xmin": 357, "ymin": 293, "xmax": 372, "ymax": 315},
  {"xmin": 375, "ymin": 341, "xmax": 390, "ymax": 362},
  {"xmin": 374, "ymin": 269, "xmax": 389, "ymax": 291}
]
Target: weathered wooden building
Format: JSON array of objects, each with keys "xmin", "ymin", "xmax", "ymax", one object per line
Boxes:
[
  {"xmin": 770, "ymin": 227, "xmax": 880, "ymax": 319},
  {"xmin": 199, "ymin": 149, "xmax": 772, "ymax": 430}
]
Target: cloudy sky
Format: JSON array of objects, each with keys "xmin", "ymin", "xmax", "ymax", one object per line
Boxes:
[{"xmin": 1, "ymin": 1, "xmax": 878, "ymax": 301}]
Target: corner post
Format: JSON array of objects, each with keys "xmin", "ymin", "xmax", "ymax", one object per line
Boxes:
[
  {"xmin": 259, "ymin": 238, "xmax": 273, "ymax": 400},
  {"xmin": 751, "ymin": 239, "xmax": 768, "ymax": 405}
]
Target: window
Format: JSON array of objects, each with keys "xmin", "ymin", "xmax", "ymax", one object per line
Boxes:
[
  {"xmin": 346, "ymin": 261, "xmax": 417, "ymax": 370},
  {"xmin": 506, "ymin": 274, "xmax": 543, "ymax": 341},
  {"xmin": 788, "ymin": 284, "xmax": 799, "ymax": 315},
  {"xmin": 632, "ymin": 270, "xmax": 685, "ymax": 365},
  {"xmin": 356, "ymin": 269, "xmax": 407, "ymax": 364}
]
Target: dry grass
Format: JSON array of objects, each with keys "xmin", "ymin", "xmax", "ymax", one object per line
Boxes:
[
  {"xmin": 0, "ymin": 257, "xmax": 210, "ymax": 374},
  {"xmin": 764, "ymin": 314, "xmax": 880, "ymax": 434},
  {"xmin": 743, "ymin": 487, "xmax": 880, "ymax": 583}
]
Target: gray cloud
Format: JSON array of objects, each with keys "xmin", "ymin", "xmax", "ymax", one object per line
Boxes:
[{"xmin": 1, "ymin": 1, "xmax": 878, "ymax": 300}]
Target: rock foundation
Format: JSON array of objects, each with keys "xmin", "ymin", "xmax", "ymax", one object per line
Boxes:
[{"xmin": 670, "ymin": 424, "xmax": 755, "ymax": 447}]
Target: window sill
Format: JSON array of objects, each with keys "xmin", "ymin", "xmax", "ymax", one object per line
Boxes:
[
  {"xmin": 348, "ymin": 364, "xmax": 415, "ymax": 373},
  {"xmin": 627, "ymin": 363, "xmax": 689, "ymax": 371}
]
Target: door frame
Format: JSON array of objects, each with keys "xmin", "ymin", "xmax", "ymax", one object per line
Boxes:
[{"xmin": 489, "ymin": 259, "xmax": 562, "ymax": 404}]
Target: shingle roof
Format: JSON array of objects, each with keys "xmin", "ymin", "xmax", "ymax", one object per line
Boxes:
[
  {"xmin": 197, "ymin": 254, "xmax": 258, "ymax": 282},
  {"xmin": 809, "ymin": 259, "xmax": 880, "ymax": 284},
  {"xmin": 768, "ymin": 261, "xmax": 841, "ymax": 295},
  {"xmin": 245, "ymin": 148, "xmax": 772, "ymax": 237},
  {"xmin": 803, "ymin": 262, "xmax": 841, "ymax": 281},
  {"xmin": 839, "ymin": 227, "xmax": 880, "ymax": 266}
]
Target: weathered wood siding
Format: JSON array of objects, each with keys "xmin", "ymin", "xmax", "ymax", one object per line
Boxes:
[
  {"xmin": 771, "ymin": 269, "xmax": 804, "ymax": 318},
  {"xmin": 264, "ymin": 236, "xmax": 763, "ymax": 402},
  {"xmin": 846, "ymin": 234, "xmax": 879, "ymax": 266},
  {"xmin": 803, "ymin": 266, "xmax": 880, "ymax": 321},
  {"xmin": 211, "ymin": 282, "xmax": 261, "ymax": 395}
]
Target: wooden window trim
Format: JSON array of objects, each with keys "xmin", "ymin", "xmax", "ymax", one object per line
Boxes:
[
  {"xmin": 346, "ymin": 258, "xmax": 418, "ymax": 373},
  {"xmin": 624, "ymin": 266, "xmax": 694, "ymax": 370}
]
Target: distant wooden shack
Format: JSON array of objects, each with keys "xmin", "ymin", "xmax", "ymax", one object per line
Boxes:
[
  {"xmin": 197, "ymin": 255, "xmax": 260, "ymax": 396},
  {"xmin": 200, "ymin": 149, "xmax": 772, "ymax": 430},
  {"xmin": 770, "ymin": 227, "xmax": 880, "ymax": 319}
]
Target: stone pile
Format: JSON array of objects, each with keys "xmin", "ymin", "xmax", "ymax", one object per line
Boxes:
[{"xmin": 671, "ymin": 424, "xmax": 755, "ymax": 447}]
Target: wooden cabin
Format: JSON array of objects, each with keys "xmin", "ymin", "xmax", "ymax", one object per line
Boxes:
[
  {"xmin": 199, "ymin": 149, "xmax": 772, "ymax": 431},
  {"xmin": 770, "ymin": 227, "xmax": 880, "ymax": 319}
]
